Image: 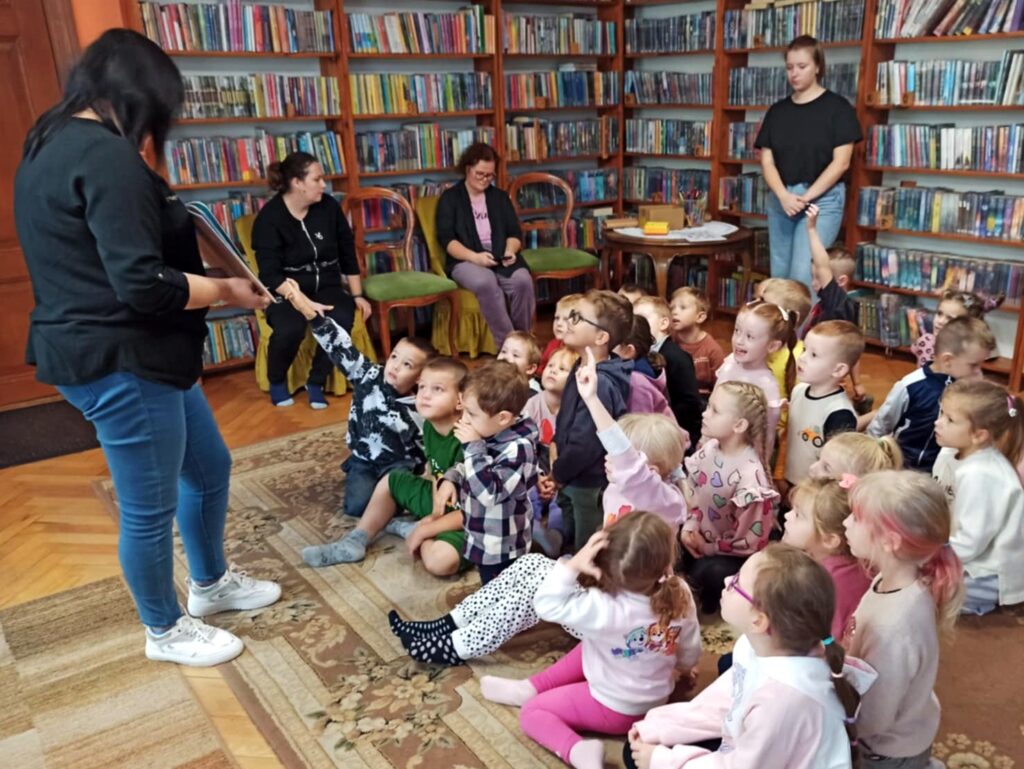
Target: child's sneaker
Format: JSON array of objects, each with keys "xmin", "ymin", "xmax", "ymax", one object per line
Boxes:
[
  {"xmin": 145, "ymin": 615, "xmax": 243, "ymax": 667},
  {"xmin": 186, "ymin": 569, "xmax": 282, "ymax": 617}
]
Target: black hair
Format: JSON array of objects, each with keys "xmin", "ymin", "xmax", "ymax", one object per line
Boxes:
[
  {"xmin": 23, "ymin": 29, "xmax": 183, "ymax": 159},
  {"xmin": 266, "ymin": 151, "xmax": 320, "ymax": 193}
]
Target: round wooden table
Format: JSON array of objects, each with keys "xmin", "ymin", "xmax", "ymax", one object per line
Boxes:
[{"xmin": 601, "ymin": 226, "xmax": 754, "ymax": 310}]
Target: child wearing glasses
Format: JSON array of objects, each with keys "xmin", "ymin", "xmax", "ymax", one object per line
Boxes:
[
  {"xmin": 626, "ymin": 544, "xmax": 875, "ymax": 769},
  {"xmin": 553, "ymin": 290, "xmax": 634, "ymax": 550}
]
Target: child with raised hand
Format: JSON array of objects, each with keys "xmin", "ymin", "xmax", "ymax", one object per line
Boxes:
[
  {"xmin": 388, "ymin": 348, "xmax": 689, "ymax": 666},
  {"xmin": 679, "ymin": 381, "xmax": 779, "ymax": 613},
  {"xmin": 715, "ymin": 299, "xmax": 794, "ymax": 456},
  {"xmin": 482, "ymin": 514, "xmax": 701, "ymax": 769},
  {"xmin": 626, "ymin": 543, "xmax": 875, "ymax": 769},
  {"xmin": 525, "ymin": 346, "xmax": 580, "ymax": 556},
  {"xmin": 867, "ymin": 316, "xmax": 996, "ymax": 472},
  {"xmin": 670, "ymin": 287, "xmax": 725, "ymax": 399},
  {"xmin": 808, "ymin": 431, "xmax": 904, "ymax": 480},
  {"xmin": 784, "ymin": 320, "xmax": 863, "ymax": 487},
  {"xmin": 616, "ymin": 313, "xmax": 677, "ymax": 424},
  {"xmin": 634, "ymin": 296, "xmax": 703, "ymax": 448},
  {"xmin": 911, "ymin": 289, "xmax": 1003, "ymax": 368},
  {"xmin": 498, "ymin": 330, "xmax": 542, "ymax": 391},
  {"xmin": 842, "ymin": 471, "xmax": 965, "ymax": 767},
  {"xmin": 301, "ymin": 357, "xmax": 469, "ymax": 574},
  {"xmin": 278, "ymin": 279, "xmax": 434, "ymax": 518},
  {"xmin": 784, "ymin": 479, "xmax": 871, "ymax": 639},
  {"xmin": 932, "ymin": 379, "xmax": 1024, "ymax": 615},
  {"xmin": 538, "ymin": 293, "xmax": 582, "ymax": 376}
]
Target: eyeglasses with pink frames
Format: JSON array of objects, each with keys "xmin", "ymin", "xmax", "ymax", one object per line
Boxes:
[{"xmin": 725, "ymin": 572, "xmax": 756, "ymax": 605}]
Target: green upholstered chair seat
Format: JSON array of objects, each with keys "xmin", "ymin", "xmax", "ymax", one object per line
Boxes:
[
  {"xmin": 363, "ymin": 272, "xmax": 457, "ymax": 302},
  {"xmin": 523, "ymin": 247, "xmax": 599, "ymax": 274}
]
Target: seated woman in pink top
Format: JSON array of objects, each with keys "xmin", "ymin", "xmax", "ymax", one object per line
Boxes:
[{"xmin": 435, "ymin": 142, "xmax": 533, "ymax": 348}]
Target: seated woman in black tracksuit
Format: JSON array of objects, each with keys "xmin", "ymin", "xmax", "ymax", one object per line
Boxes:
[{"xmin": 252, "ymin": 151, "xmax": 371, "ymax": 408}]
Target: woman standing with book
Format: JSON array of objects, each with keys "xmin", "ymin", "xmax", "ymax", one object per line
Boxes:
[
  {"xmin": 436, "ymin": 143, "xmax": 533, "ymax": 347},
  {"xmin": 755, "ymin": 36, "xmax": 862, "ymax": 290},
  {"xmin": 252, "ymin": 152, "xmax": 371, "ymax": 408},
  {"xmin": 14, "ymin": 30, "xmax": 281, "ymax": 667}
]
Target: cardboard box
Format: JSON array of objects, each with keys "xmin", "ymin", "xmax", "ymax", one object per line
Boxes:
[{"xmin": 638, "ymin": 204, "xmax": 686, "ymax": 230}]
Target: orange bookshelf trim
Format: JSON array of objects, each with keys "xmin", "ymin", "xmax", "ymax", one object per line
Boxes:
[
  {"xmin": 851, "ymin": 280, "xmax": 1021, "ymax": 314},
  {"xmin": 172, "ymin": 174, "xmax": 345, "ymax": 191},
  {"xmin": 858, "ymin": 226, "xmax": 1024, "ymax": 248},
  {"xmin": 875, "ymin": 32, "xmax": 1024, "ymax": 45},
  {"xmin": 624, "ymin": 49, "xmax": 715, "ymax": 58},
  {"xmin": 723, "ymin": 104, "xmax": 773, "ymax": 111},
  {"xmin": 507, "ymin": 154, "xmax": 607, "ymax": 165},
  {"xmin": 506, "ymin": 104, "xmax": 619, "ymax": 113},
  {"xmin": 358, "ymin": 166, "xmax": 458, "ymax": 178},
  {"xmin": 625, "ymin": 102, "xmax": 713, "ymax": 109},
  {"xmin": 725, "ymin": 40, "xmax": 861, "ymax": 54},
  {"xmin": 722, "ymin": 156, "xmax": 759, "ymax": 164},
  {"xmin": 203, "ymin": 356, "xmax": 256, "ymax": 375},
  {"xmin": 869, "ymin": 104, "xmax": 1024, "ymax": 112},
  {"xmin": 346, "ymin": 52, "xmax": 492, "ymax": 59},
  {"xmin": 624, "ymin": 152, "xmax": 710, "ymax": 161},
  {"xmin": 719, "ymin": 209, "xmax": 767, "ymax": 220},
  {"xmin": 518, "ymin": 198, "xmax": 618, "ymax": 215},
  {"xmin": 166, "ymin": 50, "xmax": 334, "ymax": 59},
  {"xmin": 863, "ymin": 165, "xmax": 1024, "ymax": 180}
]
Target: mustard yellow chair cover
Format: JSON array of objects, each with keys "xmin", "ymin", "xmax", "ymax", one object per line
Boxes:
[
  {"xmin": 414, "ymin": 195, "xmax": 497, "ymax": 358},
  {"xmin": 235, "ymin": 214, "xmax": 377, "ymax": 395}
]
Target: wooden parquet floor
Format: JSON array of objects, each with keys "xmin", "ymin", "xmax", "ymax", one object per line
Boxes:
[{"xmin": 0, "ymin": 318, "xmax": 914, "ymax": 769}]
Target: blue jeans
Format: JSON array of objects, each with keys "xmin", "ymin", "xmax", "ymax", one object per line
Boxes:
[
  {"xmin": 58, "ymin": 373, "xmax": 230, "ymax": 628},
  {"xmin": 341, "ymin": 454, "xmax": 414, "ymax": 517},
  {"xmin": 765, "ymin": 182, "xmax": 846, "ymax": 291},
  {"xmin": 962, "ymin": 573, "xmax": 999, "ymax": 615}
]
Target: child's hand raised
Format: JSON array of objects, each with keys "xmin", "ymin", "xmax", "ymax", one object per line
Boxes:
[
  {"xmin": 575, "ymin": 346, "xmax": 599, "ymax": 402},
  {"xmin": 805, "ymin": 203, "xmax": 820, "ymax": 230},
  {"xmin": 568, "ymin": 529, "xmax": 609, "ymax": 580}
]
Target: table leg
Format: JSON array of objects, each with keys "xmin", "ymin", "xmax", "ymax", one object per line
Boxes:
[{"xmin": 653, "ymin": 255, "xmax": 671, "ymax": 300}]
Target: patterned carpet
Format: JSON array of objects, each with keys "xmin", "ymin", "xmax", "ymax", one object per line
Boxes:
[
  {"xmin": 0, "ymin": 578, "xmax": 236, "ymax": 769},
  {"xmin": 94, "ymin": 424, "xmax": 1022, "ymax": 769}
]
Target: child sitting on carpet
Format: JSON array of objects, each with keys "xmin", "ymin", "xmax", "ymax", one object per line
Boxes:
[
  {"xmin": 482, "ymin": 514, "xmax": 701, "ymax": 769},
  {"xmin": 808, "ymin": 431, "xmax": 903, "ymax": 480},
  {"xmin": 498, "ymin": 330, "xmax": 542, "ymax": 392},
  {"xmin": 626, "ymin": 544, "xmax": 874, "ymax": 769},
  {"xmin": 842, "ymin": 471, "xmax": 965, "ymax": 768},
  {"xmin": 300, "ymin": 357, "xmax": 470, "ymax": 575},
  {"xmin": 537, "ymin": 293, "xmax": 582, "ymax": 376},
  {"xmin": 670, "ymin": 287, "xmax": 724, "ymax": 400}
]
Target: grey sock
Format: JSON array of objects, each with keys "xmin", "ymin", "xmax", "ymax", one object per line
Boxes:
[
  {"xmin": 302, "ymin": 529, "xmax": 369, "ymax": 567},
  {"xmin": 384, "ymin": 518, "xmax": 418, "ymax": 540}
]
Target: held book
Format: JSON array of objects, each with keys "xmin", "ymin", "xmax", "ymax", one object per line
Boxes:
[{"xmin": 186, "ymin": 201, "xmax": 278, "ymax": 304}]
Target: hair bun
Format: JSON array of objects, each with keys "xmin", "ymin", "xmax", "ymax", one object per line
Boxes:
[{"xmin": 266, "ymin": 161, "xmax": 285, "ymax": 192}]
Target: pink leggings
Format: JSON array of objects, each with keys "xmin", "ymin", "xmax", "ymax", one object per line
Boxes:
[{"xmin": 522, "ymin": 644, "xmax": 637, "ymax": 763}]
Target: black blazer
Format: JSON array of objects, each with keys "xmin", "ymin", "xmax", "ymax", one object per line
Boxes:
[
  {"xmin": 661, "ymin": 337, "xmax": 704, "ymax": 449},
  {"xmin": 435, "ymin": 181, "xmax": 525, "ymax": 277}
]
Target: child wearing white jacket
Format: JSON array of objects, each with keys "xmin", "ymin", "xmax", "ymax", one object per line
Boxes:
[
  {"xmin": 481, "ymin": 513, "xmax": 702, "ymax": 769},
  {"xmin": 627, "ymin": 544, "xmax": 875, "ymax": 769}
]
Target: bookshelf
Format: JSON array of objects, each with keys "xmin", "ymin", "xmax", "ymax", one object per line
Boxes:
[{"xmin": 125, "ymin": 0, "xmax": 1024, "ymax": 386}]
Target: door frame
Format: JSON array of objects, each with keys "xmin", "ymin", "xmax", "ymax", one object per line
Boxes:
[{"xmin": 41, "ymin": 0, "xmax": 80, "ymax": 87}]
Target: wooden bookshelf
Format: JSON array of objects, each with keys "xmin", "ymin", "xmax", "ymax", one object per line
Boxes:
[
  {"xmin": 851, "ymin": 281, "xmax": 1022, "ymax": 315},
  {"xmin": 352, "ymin": 109, "xmax": 495, "ymax": 121},
  {"xmin": 862, "ymin": 166, "xmax": 1024, "ymax": 180},
  {"xmin": 178, "ymin": 115, "xmax": 346, "ymax": 125},
  {"xmin": 856, "ymin": 226, "xmax": 1024, "ymax": 249}
]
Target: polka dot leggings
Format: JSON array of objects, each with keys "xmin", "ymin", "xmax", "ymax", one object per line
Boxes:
[{"xmin": 450, "ymin": 553, "xmax": 582, "ymax": 659}]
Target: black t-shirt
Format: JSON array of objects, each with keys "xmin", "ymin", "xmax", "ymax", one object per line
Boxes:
[
  {"xmin": 14, "ymin": 118, "xmax": 207, "ymax": 389},
  {"xmin": 754, "ymin": 89, "xmax": 862, "ymax": 186},
  {"xmin": 805, "ymin": 279, "xmax": 857, "ymax": 333}
]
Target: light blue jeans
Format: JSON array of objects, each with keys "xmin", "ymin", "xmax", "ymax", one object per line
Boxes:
[
  {"xmin": 962, "ymin": 574, "xmax": 999, "ymax": 615},
  {"xmin": 765, "ymin": 182, "xmax": 846, "ymax": 290},
  {"xmin": 58, "ymin": 372, "xmax": 230, "ymax": 628}
]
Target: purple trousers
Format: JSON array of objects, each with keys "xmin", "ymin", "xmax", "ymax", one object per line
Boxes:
[{"xmin": 450, "ymin": 262, "xmax": 535, "ymax": 347}]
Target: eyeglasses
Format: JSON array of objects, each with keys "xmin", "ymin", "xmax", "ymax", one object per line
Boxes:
[
  {"xmin": 567, "ymin": 308, "xmax": 609, "ymax": 333},
  {"xmin": 725, "ymin": 573, "xmax": 756, "ymax": 605},
  {"xmin": 470, "ymin": 170, "xmax": 495, "ymax": 182}
]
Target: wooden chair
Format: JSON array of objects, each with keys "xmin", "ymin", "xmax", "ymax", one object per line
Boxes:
[
  {"xmin": 413, "ymin": 194, "xmax": 497, "ymax": 358},
  {"xmin": 341, "ymin": 188, "xmax": 460, "ymax": 359},
  {"xmin": 235, "ymin": 214, "xmax": 377, "ymax": 396},
  {"xmin": 507, "ymin": 172, "xmax": 602, "ymax": 301}
]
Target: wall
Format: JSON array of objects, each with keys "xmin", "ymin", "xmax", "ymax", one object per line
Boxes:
[{"xmin": 70, "ymin": 0, "xmax": 125, "ymax": 46}]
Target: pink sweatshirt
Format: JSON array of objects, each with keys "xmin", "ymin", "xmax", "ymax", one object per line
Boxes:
[
  {"xmin": 822, "ymin": 555, "xmax": 872, "ymax": 641},
  {"xmin": 534, "ymin": 560, "xmax": 702, "ymax": 715},
  {"xmin": 714, "ymin": 354, "xmax": 784, "ymax": 456},
  {"xmin": 598, "ymin": 423, "xmax": 686, "ymax": 529},
  {"xmin": 633, "ymin": 635, "xmax": 877, "ymax": 769},
  {"xmin": 629, "ymin": 370, "xmax": 675, "ymax": 420}
]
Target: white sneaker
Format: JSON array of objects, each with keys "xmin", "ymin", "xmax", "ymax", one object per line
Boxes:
[
  {"xmin": 186, "ymin": 568, "xmax": 282, "ymax": 617},
  {"xmin": 145, "ymin": 615, "xmax": 244, "ymax": 667}
]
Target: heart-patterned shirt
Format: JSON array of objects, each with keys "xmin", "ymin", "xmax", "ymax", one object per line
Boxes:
[{"xmin": 681, "ymin": 439, "xmax": 778, "ymax": 556}]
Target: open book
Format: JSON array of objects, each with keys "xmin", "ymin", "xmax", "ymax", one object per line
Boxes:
[{"xmin": 186, "ymin": 201, "xmax": 278, "ymax": 304}]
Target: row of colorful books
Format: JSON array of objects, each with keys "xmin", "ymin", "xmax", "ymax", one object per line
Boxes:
[
  {"xmin": 202, "ymin": 193, "xmax": 269, "ymax": 248},
  {"xmin": 349, "ymin": 72, "xmax": 492, "ymax": 116},
  {"xmin": 512, "ymin": 168, "xmax": 620, "ymax": 208},
  {"xmin": 520, "ymin": 208, "xmax": 613, "ymax": 252},
  {"xmin": 503, "ymin": 14, "xmax": 616, "ymax": 56},
  {"xmin": 354, "ymin": 126, "xmax": 495, "ymax": 175},
  {"xmin": 505, "ymin": 70, "xmax": 619, "ymax": 110},
  {"xmin": 624, "ymin": 11, "xmax": 715, "ymax": 54},
  {"xmin": 719, "ymin": 172, "xmax": 769, "ymax": 214},
  {"xmin": 347, "ymin": 8, "xmax": 493, "ymax": 55},
  {"xmin": 203, "ymin": 315, "xmax": 258, "ymax": 366},
  {"xmin": 723, "ymin": 0, "xmax": 865, "ymax": 50},
  {"xmin": 855, "ymin": 242, "xmax": 1023, "ymax": 299},
  {"xmin": 874, "ymin": 0, "xmax": 1024, "ymax": 39},
  {"xmin": 719, "ymin": 271, "xmax": 762, "ymax": 308},
  {"xmin": 729, "ymin": 63, "xmax": 858, "ymax": 105},
  {"xmin": 727, "ymin": 121, "xmax": 761, "ymax": 160},
  {"xmin": 865, "ymin": 123, "xmax": 1024, "ymax": 174},
  {"xmin": 165, "ymin": 130, "xmax": 345, "ymax": 187},
  {"xmin": 624, "ymin": 118, "xmax": 713, "ymax": 156},
  {"xmin": 624, "ymin": 71, "xmax": 712, "ymax": 106},
  {"xmin": 505, "ymin": 117, "xmax": 619, "ymax": 161},
  {"xmin": 140, "ymin": 0, "xmax": 334, "ymax": 53},
  {"xmin": 622, "ymin": 167, "xmax": 711, "ymax": 202},
  {"xmin": 873, "ymin": 55, "xmax": 1024, "ymax": 107},
  {"xmin": 180, "ymin": 74, "xmax": 340, "ymax": 120},
  {"xmin": 857, "ymin": 185, "xmax": 1024, "ymax": 241}
]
